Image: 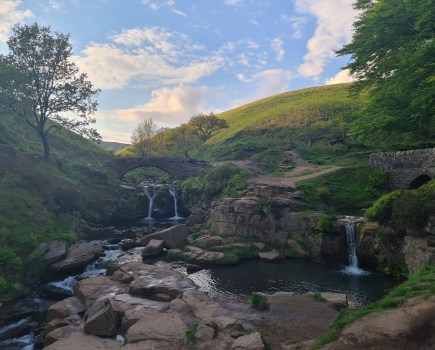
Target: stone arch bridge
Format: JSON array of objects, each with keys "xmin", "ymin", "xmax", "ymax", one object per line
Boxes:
[
  {"xmin": 107, "ymin": 156, "xmax": 208, "ymax": 179},
  {"xmin": 369, "ymin": 148, "xmax": 435, "ymax": 189}
]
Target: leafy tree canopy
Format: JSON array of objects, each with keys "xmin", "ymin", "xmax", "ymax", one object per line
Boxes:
[
  {"xmin": 0, "ymin": 23, "xmax": 100, "ymax": 161},
  {"xmin": 189, "ymin": 113, "xmax": 228, "ymax": 142},
  {"xmin": 337, "ymin": 0, "xmax": 435, "ymax": 144}
]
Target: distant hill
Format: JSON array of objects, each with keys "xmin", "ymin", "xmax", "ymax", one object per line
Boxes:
[{"xmin": 100, "ymin": 141, "xmax": 130, "ymax": 151}]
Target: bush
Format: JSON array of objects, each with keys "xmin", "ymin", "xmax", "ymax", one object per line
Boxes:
[
  {"xmin": 0, "ymin": 247, "xmax": 23, "ymax": 272},
  {"xmin": 365, "ymin": 190, "xmax": 402, "ymax": 223},
  {"xmin": 314, "ymin": 214, "xmax": 336, "ymax": 234},
  {"xmin": 185, "ymin": 323, "xmax": 198, "ymax": 342},
  {"xmin": 0, "ymin": 275, "xmax": 10, "ymax": 294},
  {"xmin": 251, "ymin": 293, "xmax": 268, "ymax": 310},
  {"xmin": 218, "ymin": 253, "xmax": 239, "ymax": 265}
]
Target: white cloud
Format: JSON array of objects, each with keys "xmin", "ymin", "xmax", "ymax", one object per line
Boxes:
[
  {"xmin": 224, "ymin": 0, "xmax": 243, "ymax": 6},
  {"xmin": 0, "ymin": 0, "xmax": 32, "ymax": 42},
  {"xmin": 232, "ymin": 69, "xmax": 293, "ymax": 106},
  {"xmin": 114, "ymin": 86, "xmax": 211, "ymax": 127},
  {"xmin": 141, "ymin": 0, "xmax": 185, "ymax": 15},
  {"xmin": 271, "ymin": 37, "xmax": 285, "ymax": 61},
  {"xmin": 281, "ymin": 15, "xmax": 309, "ymax": 39},
  {"xmin": 73, "ymin": 27, "xmax": 224, "ymax": 90},
  {"xmin": 294, "ymin": 0, "xmax": 358, "ymax": 78},
  {"xmin": 49, "ymin": 0, "xmax": 61, "ymax": 10},
  {"xmin": 325, "ymin": 69, "xmax": 355, "ymax": 85}
]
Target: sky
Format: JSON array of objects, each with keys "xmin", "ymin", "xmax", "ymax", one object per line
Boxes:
[{"xmin": 0, "ymin": 0, "xmax": 358, "ymax": 143}]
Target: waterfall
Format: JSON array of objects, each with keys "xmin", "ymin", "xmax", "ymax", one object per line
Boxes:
[
  {"xmin": 168, "ymin": 187, "xmax": 182, "ymax": 220},
  {"xmin": 343, "ymin": 223, "xmax": 367, "ymax": 275},
  {"xmin": 145, "ymin": 186, "xmax": 157, "ymax": 220}
]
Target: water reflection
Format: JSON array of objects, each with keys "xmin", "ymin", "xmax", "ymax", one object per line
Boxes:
[{"xmin": 182, "ymin": 260, "xmax": 393, "ymax": 307}]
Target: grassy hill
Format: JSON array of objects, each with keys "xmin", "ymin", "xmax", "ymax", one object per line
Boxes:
[{"xmin": 0, "ymin": 110, "xmax": 121, "ymax": 296}]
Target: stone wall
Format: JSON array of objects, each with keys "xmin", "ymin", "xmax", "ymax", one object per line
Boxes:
[{"xmin": 369, "ymin": 148, "xmax": 435, "ymax": 189}]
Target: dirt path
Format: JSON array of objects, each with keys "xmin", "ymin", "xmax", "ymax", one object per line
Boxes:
[{"xmin": 219, "ymin": 151, "xmax": 340, "ymax": 188}]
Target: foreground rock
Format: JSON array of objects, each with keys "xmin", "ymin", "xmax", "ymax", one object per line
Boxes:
[
  {"xmin": 168, "ymin": 245, "xmax": 225, "ymax": 265},
  {"xmin": 324, "ymin": 296, "xmax": 435, "ymax": 350},
  {"xmin": 46, "ymin": 297, "xmax": 85, "ymax": 322},
  {"xmin": 258, "ymin": 250, "xmax": 282, "ymax": 262},
  {"xmin": 83, "ymin": 298, "xmax": 118, "ymax": 336},
  {"xmin": 51, "ymin": 243, "xmax": 101, "ymax": 271},
  {"xmin": 137, "ymin": 224, "xmax": 188, "ymax": 248},
  {"xmin": 232, "ymin": 332, "xmax": 265, "ymax": 350},
  {"xmin": 141, "ymin": 239, "xmax": 165, "ymax": 258}
]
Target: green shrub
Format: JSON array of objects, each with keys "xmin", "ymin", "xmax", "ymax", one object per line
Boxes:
[
  {"xmin": 0, "ymin": 275, "xmax": 10, "ymax": 294},
  {"xmin": 317, "ymin": 186, "xmax": 331, "ymax": 204},
  {"xmin": 365, "ymin": 190, "xmax": 402, "ymax": 223},
  {"xmin": 251, "ymin": 293, "xmax": 268, "ymax": 310},
  {"xmin": 185, "ymin": 323, "xmax": 198, "ymax": 342},
  {"xmin": 313, "ymin": 293, "xmax": 327, "ymax": 302},
  {"xmin": 0, "ymin": 247, "xmax": 23, "ymax": 272},
  {"xmin": 218, "ymin": 253, "xmax": 239, "ymax": 265},
  {"xmin": 314, "ymin": 214, "xmax": 336, "ymax": 234}
]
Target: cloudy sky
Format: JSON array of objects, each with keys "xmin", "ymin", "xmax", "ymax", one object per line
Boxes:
[{"xmin": 0, "ymin": 0, "xmax": 357, "ymax": 143}]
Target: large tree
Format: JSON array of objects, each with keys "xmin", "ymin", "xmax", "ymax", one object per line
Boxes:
[
  {"xmin": 131, "ymin": 117, "xmax": 158, "ymax": 156},
  {"xmin": 189, "ymin": 113, "xmax": 228, "ymax": 142},
  {"xmin": 337, "ymin": 0, "xmax": 434, "ymax": 143},
  {"xmin": 0, "ymin": 23, "xmax": 100, "ymax": 161}
]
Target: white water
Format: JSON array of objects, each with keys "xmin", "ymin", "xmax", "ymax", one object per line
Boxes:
[
  {"xmin": 343, "ymin": 223, "xmax": 368, "ymax": 276},
  {"xmin": 48, "ymin": 276, "xmax": 77, "ymax": 294},
  {"xmin": 168, "ymin": 188, "xmax": 182, "ymax": 220},
  {"xmin": 144, "ymin": 186, "xmax": 158, "ymax": 220}
]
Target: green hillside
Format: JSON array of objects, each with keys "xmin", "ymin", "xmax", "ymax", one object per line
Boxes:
[
  {"xmin": 210, "ymin": 83, "xmax": 365, "ymax": 143},
  {"xmin": 0, "ymin": 110, "xmax": 120, "ymax": 296}
]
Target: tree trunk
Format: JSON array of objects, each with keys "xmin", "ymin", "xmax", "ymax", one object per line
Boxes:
[{"xmin": 36, "ymin": 126, "xmax": 50, "ymax": 162}]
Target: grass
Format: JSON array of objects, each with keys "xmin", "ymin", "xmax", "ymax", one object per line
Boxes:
[
  {"xmin": 251, "ymin": 293, "xmax": 268, "ymax": 310},
  {"xmin": 185, "ymin": 323, "xmax": 198, "ymax": 343},
  {"xmin": 315, "ymin": 265, "xmax": 435, "ymax": 348}
]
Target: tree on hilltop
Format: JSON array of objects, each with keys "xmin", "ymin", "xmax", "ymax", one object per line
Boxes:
[
  {"xmin": 131, "ymin": 117, "xmax": 158, "ymax": 156},
  {"xmin": 0, "ymin": 23, "xmax": 100, "ymax": 162},
  {"xmin": 189, "ymin": 113, "xmax": 228, "ymax": 142},
  {"xmin": 337, "ymin": 0, "xmax": 435, "ymax": 143}
]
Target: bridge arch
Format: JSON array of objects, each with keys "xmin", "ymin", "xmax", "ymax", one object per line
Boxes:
[{"xmin": 409, "ymin": 174, "xmax": 432, "ymax": 189}]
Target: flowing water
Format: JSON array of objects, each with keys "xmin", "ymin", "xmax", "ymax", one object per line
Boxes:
[
  {"xmin": 343, "ymin": 223, "xmax": 368, "ymax": 276},
  {"xmin": 168, "ymin": 188, "xmax": 182, "ymax": 220}
]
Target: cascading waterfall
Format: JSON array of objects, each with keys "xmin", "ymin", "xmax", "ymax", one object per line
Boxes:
[
  {"xmin": 144, "ymin": 186, "xmax": 157, "ymax": 220},
  {"xmin": 343, "ymin": 222, "xmax": 367, "ymax": 275},
  {"xmin": 168, "ymin": 187, "xmax": 182, "ymax": 220}
]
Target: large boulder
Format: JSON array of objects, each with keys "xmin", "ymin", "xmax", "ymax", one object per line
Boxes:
[
  {"xmin": 258, "ymin": 250, "xmax": 282, "ymax": 262},
  {"xmin": 84, "ymin": 298, "xmax": 118, "ymax": 337},
  {"xmin": 75, "ymin": 275, "xmax": 128, "ymax": 308},
  {"xmin": 44, "ymin": 325, "xmax": 82, "ymax": 347},
  {"xmin": 51, "ymin": 243, "xmax": 101, "ymax": 271},
  {"xmin": 232, "ymin": 332, "xmax": 265, "ymax": 350},
  {"xmin": 30, "ymin": 240, "xmax": 67, "ymax": 265},
  {"xmin": 43, "ymin": 331, "xmax": 121, "ymax": 350},
  {"xmin": 136, "ymin": 224, "xmax": 188, "ymax": 248},
  {"xmin": 125, "ymin": 308, "xmax": 187, "ymax": 346},
  {"xmin": 46, "ymin": 297, "xmax": 85, "ymax": 322},
  {"xmin": 141, "ymin": 239, "xmax": 165, "ymax": 258}
]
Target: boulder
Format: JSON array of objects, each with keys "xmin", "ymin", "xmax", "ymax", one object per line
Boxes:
[
  {"xmin": 42, "ymin": 284, "xmax": 73, "ymax": 300},
  {"xmin": 111, "ymin": 269, "xmax": 134, "ymax": 284},
  {"xmin": 44, "ymin": 325, "xmax": 82, "ymax": 347},
  {"xmin": 232, "ymin": 332, "xmax": 264, "ymax": 350},
  {"xmin": 84, "ymin": 298, "xmax": 118, "ymax": 337},
  {"xmin": 45, "ymin": 240, "xmax": 68, "ymax": 264},
  {"xmin": 258, "ymin": 250, "xmax": 282, "ymax": 262},
  {"xmin": 196, "ymin": 323, "xmax": 216, "ymax": 341},
  {"xmin": 46, "ymin": 297, "xmax": 85, "ymax": 322},
  {"xmin": 51, "ymin": 243, "xmax": 101, "ymax": 271},
  {"xmin": 43, "ymin": 331, "xmax": 121, "ymax": 350},
  {"xmin": 136, "ymin": 224, "xmax": 188, "ymax": 248},
  {"xmin": 75, "ymin": 275, "xmax": 128, "ymax": 308},
  {"xmin": 125, "ymin": 308, "xmax": 187, "ymax": 346},
  {"xmin": 46, "ymin": 314, "xmax": 82, "ymax": 334},
  {"xmin": 120, "ymin": 239, "xmax": 136, "ymax": 250},
  {"xmin": 141, "ymin": 239, "xmax": 165, "ymax": 258}
]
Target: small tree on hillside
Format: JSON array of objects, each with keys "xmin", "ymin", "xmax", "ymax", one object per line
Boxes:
[
  {"xmin": 166, "ymin": 124, "xmax": 200, "ymax": 158},
  {"xmin": 131, "ymin": 117, "xmax": 158, "ymax": 156},
  {"xmin": 189, "ymin": 113, "xmax": 228, "ymax": 142},
  {"xmin": 0, "ymin": 23, "xmax": 100, "ymax": 162}
]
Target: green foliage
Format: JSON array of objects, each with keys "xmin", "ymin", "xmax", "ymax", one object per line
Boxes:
[
  {"xmin": 365, "ymin": 190, "xmax": 403, "ymax": 223},
  {"xmin": 180, "ymin": 164, "xmax": 249, "ymax": 208},
  {"xmin": 338, "ymin": 0, "xmax": 435, "ymax": 144},
  {"xmin": 314, "ymin": 332, "xmax": 339, "ymax": 349},
  {"xmin": 251, "ymin": 293, "xmax": 268, "ymax": 310},
  {"xmin": 185, "ymin": 323, "xmax": 198, "ymax": 343},
  {"xmin": 314, "ymin": 214, "xmax": 336, "ymax": 234},
  {"xmin": 0, "ymin": 276, "xmax": 10, "ymax": 294},
  {"xmin": 189, "ymin": 113, "xmax": 228, "ymax": 142},
  {"xmin": 0, "ymin": 247, "xmax": 23, "ymax": 271},
  {"xmin": 218, "ymin": 253, "xmax": 239, "ymax": 265},
  {"xmin": 297, "ymin": 166, "xmax": 377, "ymax": 210},
  {"xmin": 122, "ymin": 167, "xmax": 172, "ymax": 185}
]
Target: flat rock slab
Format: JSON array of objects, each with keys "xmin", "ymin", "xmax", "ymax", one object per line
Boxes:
[
  {"xmin": 43, "ymin": 331, "xmax": 121, "ymax": 350},
  {"xmin": 141, "ymin": 239, "xmax": 165, "ymax": 258},
  {"xmin": 75, "ymin": 275, "xmax": 128, "ymax": 307},
  {"xmin": 232, "ymin": 332, "xmax": 265, "ymax": 350},
  {"xmin": 258, "ymin": 250, "xmax": 282, "ymax": 262},
  {"xmin": 51, "ymin": 243, "xmax": 101, "ymax": 271},
  {"xmin": 125, "ymin": 308, "xmax": 187, "ymax": 345}
]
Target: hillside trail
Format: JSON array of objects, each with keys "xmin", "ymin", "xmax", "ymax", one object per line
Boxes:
[{"xmin": 219, "ymin": 150, "xmax": 340, "ymax": 188}]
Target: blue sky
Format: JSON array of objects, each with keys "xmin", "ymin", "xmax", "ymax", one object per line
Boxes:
[{"xmin": 0, "ymin": 0, "xmax": 358, "ymax": 143}]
